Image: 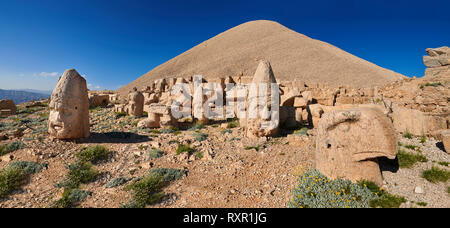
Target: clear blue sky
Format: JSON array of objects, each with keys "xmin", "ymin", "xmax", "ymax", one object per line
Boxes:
[{"xmin": 1, "ymin": 0, "xmax": 449, "ymax": 91}]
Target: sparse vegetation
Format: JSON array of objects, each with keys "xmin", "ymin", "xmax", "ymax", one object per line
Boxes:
[
  {"xmin": 421, "ymin": 167, "xmax": 450, "ymax": 183},
  {"xmin": 403, "ymin": 132, "xmax": 413, "ymax": 139},
  {"xmin": 47, "ymin": 188, "xmax": 92, "ymax": 208},
  {"xmin": 0, "ymin": 167, "xmax": 26, "ymax": 198},
  {"xmin": 288, "ymin": 169, "xmax": 379, "ymax": 208},
  {"xmin": 176, "ymin": 144, "xmax": 195, "ymax": 155},
  {"xmin": 106, "ymin": 177, "xmax": 131, "ymax": 188},
  {"xmin": 369, "ymin": 192, "xmax": 406, "ymax": 208},
  {"xmin": 8, "ymin": 161, "xmax": 46, "ymax": 175},
  {"xmin": 193, "ymin": 131, "xmax": 208, "ymax": 142},
  {"xmin": 293, "ymin": 127, "xmax": 308, "ymax": 136},
  {"xmin": 147, "ymin": 148, "xmax": 164, "ymax": 159},
  {"xmin": 56, "ymin": 162, "xmax": 99, "ymax": 189},
  {"xmin": 148, "ymin": 168, "xmax": 187, "ymax": 182},
  {"xmin": 122, "ymin": 174, "xmax": 165, "ymax": 208},
  {"xmin": 226, "ymin": 119, "xmax": 239, "ymax": 128},
  {"xmin": 437, "ymin": 161, "xmax": 449, "ymax": 167},
  {"xmin": 115, "ymin": 112, "xmax": 127, "ymax": 119},
  {"xmin": 0, "ymin": 141, "xmax": 25, "ymax": 156},
  {"xmin": 221, "ymin": 129, "xmax": 232, "ymax": 135},
  {"xmin": 416, "ymin": 202, "xmax": 427, "ymax": 207},
  {"xmin": 420, "ymin": 135, "xmax": 427, "ymax": 144},
  {"xmin": 397, "ymin": 149, "xmax": 428, "ymax": 168},
  {"xmin": 76, "ymin": 145, "xmax": 110, "ymax": 164},
  {"xmin": 420, "ymin": 82, "xmax": 443, "ymax": 89}
]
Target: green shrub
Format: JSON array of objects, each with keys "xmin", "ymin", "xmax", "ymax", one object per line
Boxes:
[
  {"xmin": 0, "ymin": 141, "xmax": 25, "ymax": 156},
  {"xmin": 47, "ymin": 189, "xmax": 91, "ymax": 208},
  {"xmin": 76, "ymin": 145, "xmax": 110, "ymax": 164},
  {"xmin": 416, "ymin": 202, "xmax": 427, "ymax": 207},
  {"xmin": 8, "ymin": 161, "xmax": 45, "ymax": 175},
  {"xmin": 221, "ymin": 129, "xmax": 232, "ymax": 135},
  {"xmin": 397, "ymin": 150, "xmax": 428, "ymax": 168},
  {"xmin": 369, "ymin": 193, "xmax": 406, "ymax": 208},
  {"xmin": 420, "ymin": 135, "xmax": 427, "ymax": 144},
  {"xmin": 147, "ymin": 148, "xmax": 164, "ymax": 159},
  {"xmin": 188, "ymin": 123, "xmax": 205, "ymax": 131},
  {"xmin": 106, "ymin": 177, "xmax": 130, "ymax": 188},
  {"xmin": 176, "ymin": 144, "xmax": 195, "ymax": 155},
  {"xmin": 227, "ymin": 120, "xmax": 239, "ymax": 129},
  {"xmin": 438, "ymin": 161, "xmax": 449, "ymax": 167},
  {"xmin": 122, "ymin": 174, "xmax": 165, "ymax": 208},
  {"xmin": 115, "ymin": 112, "xmax": 127, "ymax": 119},
  {"xmin": 56, "ymin": 162, "xmax": 99, "ymax": 189},
  {"xmin": 192, "ymin": 132, "xmax": 208, "ymax": 142},
  {"xmin": 403, "ymin": 132, "xmax": 413, "ymax": 139},
  {"xmin": 422, "ymin": 167, "xmax": 450, "ymax": 183},
  {"xmin": 404, "ymin": 144, "xmax": 421, "ymax": 152},
  {"xmin": 0, "ymin": 167, "xmax": 26, "ymax": 198},
  {"xmin": 288, "ymin": 169, "xmax": 378, "ymax": 208},
  {"xmin": 148, "ymin": 168, "xmax": 186, "ymax": 182},
  {"xmin": 195, "ymin": 152, "xmax": 204, "ymax": 159}
]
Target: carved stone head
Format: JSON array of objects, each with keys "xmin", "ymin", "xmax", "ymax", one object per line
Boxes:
[
  {"xmin": 48, "ymin": 69, "xmax": 90, "ymax": 139},
  {"xmin": 315, "ymin": 105, "xmax": 397, "ymax": 185}
]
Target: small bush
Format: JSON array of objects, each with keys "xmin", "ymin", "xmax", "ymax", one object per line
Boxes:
[
  {"xmin": 0, "ymin": 167, "xmax": 26, "ymax": 198},
  {"xmin": 404, "ymin": 144, "xmax": 421, "ymax": 152},
  {"xmin": 106, "ymin": 177, "xmax": 130, "ymax": 188},
  {"xmin": 8, "ymin": 161, "xmax": 45, "ymax": 175},
  {"xmin": 288, "ymin": 169, "xmax": 378, "ymax": 208},
  {"xmin": 47, "ymin": 189, "xmax": 92, "ymax": 208},
  {"xmin": 438, "ymin": 161, "xmax": 449, "ymax": 167},
  {"xmin": 122, "ymin": 174, "xmax": 165, "ymax": 208},
  {"xmin": 227, "ymin": 120, "xmax": 239, "ymax": 129},
  {"xmin": 416, "ymin": 202, "xmax": 427, "ymax": 207},
  {"xmin": 221, "ymin": 129, "xmax": 232, "ymax": 135},
  {"xmin": 403, "ymin": 132, "xmax": 413, "ymax": 139},
  {"xmin": 76, "ymin": 145, "xmax": 110, "ymax": 164},
  {"xmin": 176, "ymin": 144, "xmax": 195, "ymax": 155},
  {"xmin": 422, "ymin": 167, "xmax": 450, "ymax": 183},
  {"xmin": 115, "ymin": 112, "xmax": 127, "ymax": 119},
  {"xmin": 147, "ymin": 148, "xmax": 164, "ymax": 159},
  {"xmin": 148, "ymin": 168, "xmax": 186, "ymax": 182},
  {"xmin": 369, "ymin": 193, "xmax": 406, "ymax": 208},
  {"xmin": 192, "ymin": 132, "xmax": 208, "ymax": 142},
  {"xmin": 0, "ymin": 141, "xmax": 25, "ymax": 156},
  {"xmin": 188, "ymin": 123, "xmax": 205, "ymax": 131},
  {"xmin": 195, "ymin": 152, "xmax": 204, "ymax": 159},
  {"xmin": 420, "ymin": 135, "xmax": 427, "ymax": 144},
  {"xmin": 397, "ymin": 150, "xmax": 428, "ymax": 168},
  {"xmin": 56, "ymin": 162, "xmax": 98, "ymax": 189}
]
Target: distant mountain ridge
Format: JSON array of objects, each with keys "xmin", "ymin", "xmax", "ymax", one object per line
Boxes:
[{"xmin": 0, "ymin": 89, "xmax": 50, "ymax": 104}]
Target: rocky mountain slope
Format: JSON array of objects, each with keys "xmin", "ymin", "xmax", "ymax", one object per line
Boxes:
[{"xmin": 119, "ymin": 20, "xmax": 405, "ymax": 97}]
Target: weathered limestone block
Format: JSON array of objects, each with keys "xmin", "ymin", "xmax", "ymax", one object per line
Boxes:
[
  {"xmin": 391, "ymin": 105, "xmax": 447, "ymax": 136},
  {"xmin": 424, "ymin": 47, "xmax": 450, "ymax": 68},
  {"xmin": 127, "ymin": 88, "xmax": 145, "ymax": 116},
  {"xmin": 138, "ymin": 113, "xmax": 161, "ymax": 129},
  {"xmin": 335, "ymin": 96, "xmax": 354, "ymax": 105},
  {"xmin": 316, "ymin": 105, "xmax": 397, "ymax": 186},
  {"xmin": 442, "ymin": 130, "xmax": 450, "ymax": 154},
  {"xmin": 48, "ymin": 69, "xmax": 90, "ymax": 139},
  {"xmin": 281, "ymin": 87, "xmax": 301, "ymax": 106},
  {"xmin": 114, "ymin": 104, "xmax": 126, "ymax": 113},
  {"xmin": 0, "ymin": 99, "xmax": 16, "ymax": 116},
  {"xmin": 301, "ymin": 91, "xmax": 313, "ymax": 103},
  {"xmin": 89, "ymin": 94, "xmax": 109, "ymax": 107},
  {"xmin": 246, "ymin": 60, "xmax": 280, "ymax": 138},
  {"xmin": 294, "ymin": 97, "xmax": 308, "ymax": 108}
]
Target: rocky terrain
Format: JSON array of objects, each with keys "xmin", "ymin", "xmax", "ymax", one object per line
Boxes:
[{"xmin": 0, "ymin": 101, "xmax": 448, "ymax": 208}]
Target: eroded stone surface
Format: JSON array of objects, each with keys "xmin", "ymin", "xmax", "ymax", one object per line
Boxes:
[{"xmin": 48, "ymin": 69, "xmax": 90, "ymax": 139}]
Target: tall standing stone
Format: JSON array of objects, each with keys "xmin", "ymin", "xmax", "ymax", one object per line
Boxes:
[
  {"xmin": 48, "ymin": 69, "xmax": 90, "ymax": 139},
  {"xmin": 246, "ymin": 60, "xmax": 280, "ymax": 138},
  {"xmin": 127, "ymin": 88, "xmax": 145, "ymax": 116}
]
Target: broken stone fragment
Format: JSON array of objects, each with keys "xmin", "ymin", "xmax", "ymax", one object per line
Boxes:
[{"xmin": 315, "ymin": 105, "xmax": 397, "ymax": 186}]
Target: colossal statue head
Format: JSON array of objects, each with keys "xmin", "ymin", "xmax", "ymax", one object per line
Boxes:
[
  {"xmin": 127, "ymin": 87, "xmax": 145, "ymax": 116},
  {"xmin": 315, "ymin": 105, "xmax": 397, "ymax": 186},
  {"xmin": 48, "ymin": 69, "xmax": 90, "ymax": 139}
]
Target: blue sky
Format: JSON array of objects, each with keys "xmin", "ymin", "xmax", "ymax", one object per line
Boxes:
[{"xmin": 0, "ymin": 0, "xmax": 449, "ymax": 91}]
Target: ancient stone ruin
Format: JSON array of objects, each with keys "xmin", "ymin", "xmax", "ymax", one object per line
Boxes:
[
  {"xmin": 315, "ymin": 105, "xmax": 398, "ymax": 186},
  {"xmin": 0, "ymin": 99, "xmax": 16, "ymax": 117},
  {"xmin": 48, "ymin": 69, "xmax": 90, "ymax": 139}
]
